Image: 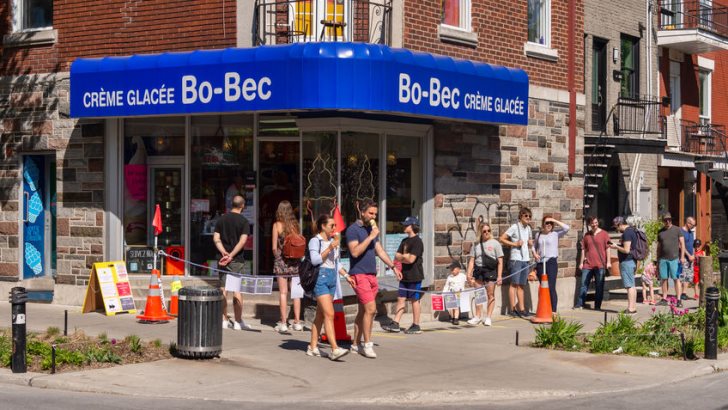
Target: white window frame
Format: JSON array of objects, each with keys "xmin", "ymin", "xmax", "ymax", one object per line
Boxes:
[
  {"xmin": 12, "ymin": 0, "xmax": 53, "ymax": 33},
  {"xmin": 441, "ymin": 0, "xmax": 472, "ymax": 32},
  {"xmin": 699, "ymin": 69, "xmax": 712, "ymax": 125},
  {"xmin": 527, "ymin": 0, "xmax": 551, "ymax": 47}
]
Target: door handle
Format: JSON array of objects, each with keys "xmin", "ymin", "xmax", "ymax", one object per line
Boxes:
[{"xmin": 23, "ymin": 192, "xmax": 29, "ymax": 223}]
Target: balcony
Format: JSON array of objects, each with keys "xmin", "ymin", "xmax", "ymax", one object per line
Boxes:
[
  {"xmin": 584, "ymin": 96, "xmax": 667, "ymax": 154},
  {"xmin": 658, "ymin": 0, "xmax": 728, "ymax": 53},
  {"xmin": 681, "ymin": 121, "xmax": 728, "ymax": 157},
  {"xmin": 253, "ymin": 0, "xmax": 392, "ymax": 46}
]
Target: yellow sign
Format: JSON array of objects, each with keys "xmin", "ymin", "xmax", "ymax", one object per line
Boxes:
[{"xmin": 82, "ymin": 261, "xmax": 137, "ymax": 316}]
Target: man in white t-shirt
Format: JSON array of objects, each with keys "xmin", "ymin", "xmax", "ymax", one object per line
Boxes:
[{"xmin": 500, "ymin": 207, "xmax": 536, "ymax": 317}]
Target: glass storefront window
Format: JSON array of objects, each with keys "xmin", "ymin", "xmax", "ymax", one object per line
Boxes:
[
  {"xmin": 189, "ymin": 115, "xmax": 255, "ymax": 276},
  {"xmin": 123, "ymin": 117, "xmax": 185, "ymax": 273},
  {"xmin": 302, "ymin": 131, "xmax": 338, "ymax": 236},
  {"xmin": 384, "ymin": 135, "xmax": 422, "ymax": 263}
]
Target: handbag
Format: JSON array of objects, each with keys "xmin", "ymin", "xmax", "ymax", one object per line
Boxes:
[
  {"xmin": 475, "ymin": 242, "xmax": 498, "ymax": 281},
  {"xmin": 299, "ymin": 239, "xmax": 321, "ymax": 293}
]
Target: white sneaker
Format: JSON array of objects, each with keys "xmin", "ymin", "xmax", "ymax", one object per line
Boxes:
[
  {"xmin": 350, "ymin": 344, "xmax": 361, "ymax": 354},
  {"xmin": 222, "ymin": 319, "xmax": 231, "ymax": 329},
  {"xmin": 291, "ymin": 322, "xmax": 304, "ymax": 331},
  {"xmin": 238, "ymin": 320, "xmax": 253, "ymax": 330},
  {"xmin": 232, "ymin": 321, "xmax": 242, "ymax": 330},
  {"xmin": 329, "ymin": 347, "xmax": 350, "ymax": 361},
  {"xmin": 306, "ymin": 346, "xmax": 321, "ymax": 357},
  {"xmin": 362, "ymin": 342, "xmax": 377, "ymax": 359},
  {"xmin": 274, "ymin": 322, "xmax": 288, "ymax": 333},
  {"xmin": 483, "ymin": 317, "xmax": 492, "ymax": 327},
  {"xmin": 467, "ymin": 317, "xmax": 482, "ymax": 325}
]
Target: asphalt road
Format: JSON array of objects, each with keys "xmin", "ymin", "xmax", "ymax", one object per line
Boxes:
[{"xmin": 1, "ymin": 371, "xmax": 726, "ymax": 409}]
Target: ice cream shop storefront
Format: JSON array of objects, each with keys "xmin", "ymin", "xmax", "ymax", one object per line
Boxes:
[{"xmin": 69, "ymin": 43, "xmax": 528, "ymax": 287}]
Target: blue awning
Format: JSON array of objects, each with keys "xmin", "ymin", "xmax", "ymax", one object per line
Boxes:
[{"xmin": 71, "ymin": 43, "xmax": 529, "ymax": 125}]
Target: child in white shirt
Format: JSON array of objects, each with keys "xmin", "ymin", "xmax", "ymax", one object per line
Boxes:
[{"xmin": 443, "ymin": 261, "xmax": 467, "ymax": 325}]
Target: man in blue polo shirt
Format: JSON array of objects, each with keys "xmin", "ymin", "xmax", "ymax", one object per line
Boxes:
[
  {"xmin": 679, "ymin": 216, "xmax": 696, "ymax": 300},
  {"xmin": 346, "ymin": 199, "xmax": 399, "ymax": 359}
]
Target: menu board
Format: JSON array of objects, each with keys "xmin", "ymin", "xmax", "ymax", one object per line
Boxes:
[
  {"xmin": 82, "ymin": 261, "xmax": 137, "ymax": 316},
  {"xmin": 385, "ymin": 233, "xmax": 409, "ymax": 262},
  {"xmin": 126, "ymin": 247, "xmax": 155, "ymax": 273}
]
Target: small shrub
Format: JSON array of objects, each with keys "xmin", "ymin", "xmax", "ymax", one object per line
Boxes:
[
  {"xmin": 97, "ymin": 332, "xmax": 109, "ymax": 344},
  {"xmin": 126, "ymin": 335, "xmax": 143, "ymax": 354},
  {"xmin": 589, "ymin": 314, "xmax": 640, "ymax": 354},
  {"xmin": 533, "ymin": 316, "xmax": 583, "ymax": 350},
  {"xmin": 709, "ymin": 241, "xmax": 721, "ymax": 273},
  {"xmin": 152, "ymin": 339, "xmax": 162, "ymax": 348},
  {"xmin": 46, "ymin": 327, "xmax": 60, "ymax": 337},
  {"xmin": 85, "ymin": 347, "xmax": 122, "ymax": 364}
]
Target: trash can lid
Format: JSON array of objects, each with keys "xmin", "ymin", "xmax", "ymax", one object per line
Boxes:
[{"xmin": 178, "ymin": 286, "xmax": 222, "ymax": 297}]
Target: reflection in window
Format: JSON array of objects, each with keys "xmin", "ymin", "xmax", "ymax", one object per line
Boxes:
[
  {"xmin": 528, "ymin": 0, "xmax": 550, "ymax": 46},
  {"xmin": 189, "ymin": 115, "xmax": 254, "ymax": 276},
  {"xmin": 302, "ymin": 131, "xmax": 338, "ymax": 236},
  {"xmin": 20, "ymin": 0, "xmax": 53, "ymax": 30},
  {"xmin": 442, "ymin": 0, "xmax": 471, "ymax": 31},
  {"xmin": 620, "ymin": 35, "xmax": 640, "ymax": 100}
]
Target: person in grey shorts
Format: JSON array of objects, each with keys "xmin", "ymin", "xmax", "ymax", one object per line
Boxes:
[
  {"xmin": 500, "ymin": 207, "xmax": 536, "ymax": 317},
  {"xmin": 213, "ymin": 194, "xmax": 252, "ymax": 330}
]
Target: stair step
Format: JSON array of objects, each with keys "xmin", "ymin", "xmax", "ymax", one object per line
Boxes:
[
  {"xmin": 585, "ymin": 184, "xmax": 599, "ymax": 188},
  {"xmin": 585, "ymin": 173, "xmax": 604, "ymax": 178},
  {"xmin": 585, "ymin": 143, "xmax": 616, "ymax": 149}
]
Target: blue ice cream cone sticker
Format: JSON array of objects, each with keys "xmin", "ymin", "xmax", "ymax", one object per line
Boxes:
[{"xmin": 24, "ymin": 242, "xmax": 43, "ymax": 276}]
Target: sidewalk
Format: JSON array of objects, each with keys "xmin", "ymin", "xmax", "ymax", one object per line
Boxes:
[{"xmin": 0, "ymin": 298, "xmax": 725, "ymax": 405}]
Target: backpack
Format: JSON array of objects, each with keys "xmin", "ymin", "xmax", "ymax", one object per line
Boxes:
[
  {"xmin": 283, "ymin": 232, "xmax": 306, "ymax": 259},
  {"xmin": 298, "ymin": 239, "xmax": 321, "ymax": 293},
  {"xmin": 629, "ymin": 228, "xmax": 648, "ymax": 261}
]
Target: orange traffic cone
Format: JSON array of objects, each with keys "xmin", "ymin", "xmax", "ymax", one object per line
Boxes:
[
  {"xmin": 531, "ymin": 272, "xmax": 553, "ymax": 324},
  {"xmin": 137, "ymin": 269, "xmax": 173, "ymax": 323},
  {"xmin": 168, "ymin": 278, "xmax": 182, "ymax": 317},
  {"xmin": 321, "ymin": 298, "xmax": 352, "ymax": 343}
]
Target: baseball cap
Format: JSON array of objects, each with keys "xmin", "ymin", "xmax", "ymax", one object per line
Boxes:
[
  {"xmin": 662, "ymin": 212, "xmax": 672, "ymax": 220},
  {"xmin": 447, "ymin": 261, "xmax": 462, "ymax": 270},
  {"xmin": 402, "ymin": 216, "xmax": 420, "ymax": 227},
  {"xmin": 612, "ymin": 216, "xmax": 625, "ymax": 227}
]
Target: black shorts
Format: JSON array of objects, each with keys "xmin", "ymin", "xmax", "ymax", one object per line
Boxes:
[{"xmin": 473, "ymin": 268, "xmax": 497, "ymax": 282}]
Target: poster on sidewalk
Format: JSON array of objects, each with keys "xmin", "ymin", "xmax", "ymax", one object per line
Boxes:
[
  {"xmin": 82, "ymin": 261, "xmax": 137, "ymax": 316},
  {"xmin": 431, "ymin": 294, "xmax": 444, "ymax": 311},
  {"xmin": 473, "ymin": 287, "xmax": 487, "ymax": 306},
  {"xmin": 255, "ymin": 277, "xmax": 274, "ymax": 295},
  {"xmin": 443, "ymin": 293, "xmax": 459, "ymax": 310},
  {"xmin": 459, "ymin": 290, "xmax": 472, "ymax": 313},
  {"xmin": 225, "ymin": 273, "xmax": 243, "ymax": 293},
  {"xmin": 290, "ymin": 277, "xmax": 304, "ymax": 299}
]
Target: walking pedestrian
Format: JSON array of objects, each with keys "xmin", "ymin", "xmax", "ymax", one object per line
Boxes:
[
  {"xmin": 679, "ymin": 216, "xmax": 696, "ymax": 300},
  {"xmin": 213, "ymin": 194, "xmax": 252, "ymax": 330},
  {"xmin": 466, "ymin": 222, "xmax": 503, "ymax": 326},
  {"xmin": 272, "ymin": 200, "xmax": 303, "ymax": 332},
  {"xmin": 612, "ymin": 216, "xmax": 639, "ymax": 314},
  {"xmin": 306, "ymin": 214, "xmax": 352, "ymax": 361},
  {"xmin": 534, "ymin": 216, "xmax": 569, "ymax": 313},
  {"xmin": 575, "ymin": 216, "xmax": 610, "ymax": 310},
  {"xmin": 655, "ymin": 212, "xmax": 686, "ymax": 307},
  {"xmin": 499, "ymin": 207, "xmax": 536, "ymax": 317},
  {"xmin": 346, "ymin": 199, "xmax": 400, "ymax": 359},
  {"xmin": 382, "ymin": 216, "xmax": 424, "ymax": 334}
]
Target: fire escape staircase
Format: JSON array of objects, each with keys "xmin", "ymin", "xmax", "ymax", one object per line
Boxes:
[{"xmin": 690, "ymin": 124, "xmax": 728, "ymax": 188}]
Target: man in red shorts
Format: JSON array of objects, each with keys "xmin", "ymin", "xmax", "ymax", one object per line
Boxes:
[{"xmin": 346, "ymin": 199, "xmax": 400, "ymax": 359}]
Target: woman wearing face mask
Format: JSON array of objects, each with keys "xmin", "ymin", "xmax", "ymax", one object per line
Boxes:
[{"xmin": 534, "ymin": 216, "xmax": 569, "ymax": 313}]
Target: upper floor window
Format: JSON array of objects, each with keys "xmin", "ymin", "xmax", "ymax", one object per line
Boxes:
[
  {"xmin": 14, "ymin": 0, "xmax": 53, "ymax": 32},
  {"xmin": 527, "ymin": 0, "xmax": 550, "ymax": 46},
  {"xmin": 620, "ymin": 35, "xmax": 640, "ymax": 100},
  {"xmin": 442, "ymin": 0, "xmax": 471, "ymax": 31},
  {"xmin": 699, "ymin": 69, "xmax": 711, "ymax": 123}
]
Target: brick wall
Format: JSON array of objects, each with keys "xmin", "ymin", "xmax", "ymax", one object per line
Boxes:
[
  {"xmin": 432, "ymin": 97, "xmax": 584, "ymax": 281},
  {"xmin": 0, "ymin": 74, "xmax": 104, "ymax": 284},
  {"xmin": 403, "ymin": 0, "xmax": 584, "ymax": 92},
  {"xmin": 0, "ymin": 0, "xmax": 237, "ymax": 75}
]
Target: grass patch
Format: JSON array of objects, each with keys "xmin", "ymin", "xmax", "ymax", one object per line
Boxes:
[{"xmin": 533, "ymin": 315, "xmax": 583, "ymax": 350}]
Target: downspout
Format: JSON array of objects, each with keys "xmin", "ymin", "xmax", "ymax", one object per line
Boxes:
[{"xmin": 568, "ymin": 0, "xmax": 576, "ymax": 175}]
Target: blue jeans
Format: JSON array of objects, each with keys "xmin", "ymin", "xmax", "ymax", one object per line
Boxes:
[
  {"xmin": 620, "ymin": 259, "xmax": 636, "ymax": 288},
  {"xmin": 313, "ymin": 267, "xmax": 337, "ymax": 298},
  {"xmin": 577, "ymin": 268, "xmax": 605, "ymax": 310}
]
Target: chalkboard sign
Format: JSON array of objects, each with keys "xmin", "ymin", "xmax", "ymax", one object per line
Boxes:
[{"xmin": 126, "ymin": 247, "xmax": 155, "ymax": 273}]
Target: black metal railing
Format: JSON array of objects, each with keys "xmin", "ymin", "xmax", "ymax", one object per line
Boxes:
[
  {"xmin": 659, "ymin": 0, "xmax": 728, "ymax": 39},
  {"xmin": 613, "ymin": 96, "xmax": 667, "ymax": 138},
  {"xmin": 682, "ymin": 122, "xmax": 728, "ymax": 156},
  {"xmin": 253, "ymin": 0, "xmax": 392, "ymax": 46}
]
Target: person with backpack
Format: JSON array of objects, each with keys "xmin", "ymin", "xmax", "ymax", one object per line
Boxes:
[
  {"xmin": 534, "ymin": 216, "xmax": 569, "ymax": 313},
  {"xmin": 611, "ymin": 216, "xmax": 641, "ymax": 314},
  {"xmin": 655, "ymin": 212, "xmax": 686, "ymax": 308},
  {"xmin": 272, "ymin": 200, "xmax": 305, "ymax": 333},
  {"xmin": 306, "ymin": 214, "xmax": 354, "ymax": 361},
  {"xmin": 576, "ymin": 216, "xmax": 610, "ymax": 310}
]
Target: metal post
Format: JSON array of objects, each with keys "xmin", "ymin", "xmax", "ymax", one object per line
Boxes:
[
  {"xmin": 515, "ymin": 330, "xmax": 519, "ymax": 346},
  {"xmin": 680, "ymin": 332, "xmax": 686, "ymax": 361},
  {"xmin": 64, "ymin": 310, "xmax": 68, "ymax": 336},
  {"xmin": 10, "ymin": 287, "xmax": 28, "ymax": 373},
  {"xmin": 705, "ymin": 287, "xmax": 719, "ymax": 360},
  {"xmin": 51, "ymin": 344, "xmax": 56, "ymax": 374},
  {"xmin": 604, "ymin": 311, "xmax": 607, "ymax": 324}
]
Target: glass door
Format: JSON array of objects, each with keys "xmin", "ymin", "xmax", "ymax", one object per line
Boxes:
[{"xmin": 149, "ymin": 166, "xmax": 184, "ymax": 248}]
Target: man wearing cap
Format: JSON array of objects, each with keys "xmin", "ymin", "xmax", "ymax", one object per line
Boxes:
[
  {"xmin": 656, "ymin": 212, "xmax": 686, "ymax": 307},
  {"xmin": 383, "ymin": 216, "xmax": 425, "ymax": 334},
  {"xmin": 611, "ymin": 216, "xmax": 638, "ymax": 314}
]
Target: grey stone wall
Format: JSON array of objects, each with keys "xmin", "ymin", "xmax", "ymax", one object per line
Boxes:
[
  {"xmin": 0, "ymin": 72, "xmax": 104, "ymax": 285},
  {"xmin": 432, "ymin": 96, "xmax": 585, "ymax": 282}
]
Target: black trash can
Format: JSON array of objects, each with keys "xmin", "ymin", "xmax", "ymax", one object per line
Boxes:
[
  {"xmin": 176, "ymin": 286, "xmax": 224, "ymax": 359},
  {"xmin": 719, "ymin": 252, "xmax": 728, "ymax": 288}
]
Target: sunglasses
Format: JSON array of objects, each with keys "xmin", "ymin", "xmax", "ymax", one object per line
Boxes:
[{"xmin": 482, "ymin": 229, "xmax": 491, "ymax": 233}]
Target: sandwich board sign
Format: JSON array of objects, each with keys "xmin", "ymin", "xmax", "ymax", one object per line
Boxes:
[{"xmin": 82, "ymin": 261, "xmax": 137, "ymax": 315}]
